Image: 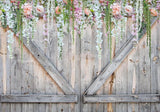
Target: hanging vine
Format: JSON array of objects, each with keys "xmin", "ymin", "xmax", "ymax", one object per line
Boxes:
[{"xmin": 0, "ymin": 0, "xmax": 159, "ymax": 60}]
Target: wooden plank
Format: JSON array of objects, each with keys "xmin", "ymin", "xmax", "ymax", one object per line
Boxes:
[
  {"xmin": 115, "ymin": 58, "xmax": 128, "ymax": 112},
  {"xmin": 0, "ymin": 26, "xmax": 3, "ymax": 112},
  {"xmin": 137, "ymin": 32, "xmax": 151, "ymax": 111},
  {"xmin": 10, "ymin": 35, "xmax": 22, "ymax": 112},
  {"xmin": 84, "ymin": 36, "xmax": 134, "ymax": 95},
  {"xmin": 81, "ymin": 24, "xmax": 94, "ymax": 112},
  {"xmin": 44, "ymin": 19, "xmax": 58, "ymax": 112},
  {"xmin": 151, "ymin": 20, "xmax": 160, "ymax": 112},
  {"xmin": 0, "ymin": 95, "xmax": 78, "ymax": 103},
  {"xmin": 73, "ymin": 24, "xmax": 81, "ymax": 112},
  {"xmin": 83, "ymin": 94, "xmax": 160, "ymax": 103},
  {"xmin": 127, "ymin": 48, "xmax": 139, "ymax": 112},
  {"xmin": 84, "ymin": 18, "xmax": 158, "ymax": 95},
  {"xmin": 0, "ymin": 27, "xmax": 11, "ymax": 112},
  {"xmin": 21, "ymin": 36, "xmax": 75, "ymax": 94},
  {"xmin": 102, "ymin": 24, "xmax": 115, "ymax": 112}
]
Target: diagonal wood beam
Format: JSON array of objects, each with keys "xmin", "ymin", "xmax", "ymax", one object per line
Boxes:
[
  {"xmin": 21, "ymin": 37, "xmax": 75, "ymax": 94},
  {"xmin": 83, "ymin": 94, "xmax": 160, "ymax": 103},
  {"xmin": 0, "ymin": 23, "xmax": 75, "ymax": 94},
  {"xmin": 84, "ymin": 18, "xmax": 158, "ymax": 95},
  {"xmin": 0, "ymin": 95, "xmax": 77, "ymax": 103}
]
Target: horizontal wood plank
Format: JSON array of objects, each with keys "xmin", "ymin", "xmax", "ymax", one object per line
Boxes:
[
  {"xmin": 83, "ymin": 94, "xmax": 160, "ymax": 103},
  {"xmin": 0, "ymin": 95, "xmax": 78, "ymax": 103},
  {"xmin": 84, "ymin": 18, "xmax": 158, "ymax": 95}
]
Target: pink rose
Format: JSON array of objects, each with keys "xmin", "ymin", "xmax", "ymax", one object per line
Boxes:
[
  {"xmin": 36, "ymin": 5, "xmax": 44, "ymax": 14},
  {"xmin": 125, "ymin": 5, "xmax": 133, "ymax": 14},
  {"xmin": 150, "ymin": 8, "xmax": 158, "ymax": 16},
  {"xmin": 55, "ymin": 6, "xmax": 61, "ymax": 15},
  {"xmin": 99, "ymin": 0, "xmax": 105, "ymax": 3},
  {"xmin": 84, "ymin": 8, "xmax": 90, "ymax": 16},
  {"xmin": 11, "ymin": 0, "xmax": 16, "ymax": 3},
  {"xmin": 111, "ymin": 3, "xmax": 121, "ymax": 16},
  {"xmin": 22, "ymin": 3, "xmax": 32, "ymax": 16}
]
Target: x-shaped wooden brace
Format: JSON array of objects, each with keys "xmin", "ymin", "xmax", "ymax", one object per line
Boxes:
[
  {"xmin": 83, "ymin": 17, "xmax": 160, "ymax": 103},
  {"xmin": 0, "ymin": 18, "xmax": 160, "ymax": 104}
]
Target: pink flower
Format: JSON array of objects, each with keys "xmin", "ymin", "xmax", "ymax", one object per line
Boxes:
[
  {"xmin": 84, "ymin": 8, "xmax": 90, "ymax": 16},
  {"xmin": 22, "ymin": 3, "xmax": 32, "ymax": 16},
  {"xmin": 63, "ymin": 0, "xmax": 73, "ymax": 4},
  {"xmin": 150, "ymin": 8, "xmax": 158, "ymax": 16},
  {"xmin": 55, "ymin": 6, "xmax": 61, "ymax": 15},
  {"xmin": 125, "ymin": 5, "xmax": 133, "ymax": 14},
  {"xmin": 111, "ymin": 3, "xmax": 121, "ymax": 16},
  {"xmin": 10, "ymin": 0, "xmax": 16, "ymax": 3},
  {"xmin": 36, "ymin": 5, "xmax": 44, "ymax": 14},
  {"xmin": 99, "ymin": 0, "xmax": 105, "ymax": 3},
  {"xmin": 147, "ymin": 0, "xmax": 152, "ymax": 3}
]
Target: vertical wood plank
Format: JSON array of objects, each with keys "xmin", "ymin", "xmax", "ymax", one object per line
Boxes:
[
  {"xmin": 102, "ymin": 23, "xmax": 111, "ymax": 112},
  {"xmin": 115, "ymin": 58, "xmax": 128, "ymax": 112},
  {"xmin": 33, "ymin": 19, "xmax": 46, "ymax": 112},
  {"xmin": 10, "ymin": 35, "xmax": 22, "ymax": 112},
  {"xmin": 127, "ymin": 17, "xmax": 139, "ymax": 112},
  {"xmin": 81, "ymin": 24, "xmax": 93, "ymax": 112},
  {"xmin": 0, "ymin": 27, "xmax": 11, "ymax": 112},
  {"xmin": 151, "ymin": 21, "xmax": 160, "ymax": 112},
  {"xmin": 157, "ymin": 21, "xmax": 160, "ymax": 112},
  {"xmin": 0, "ymin": 26, "xmax": 3, "ymax": 112},
  {"xmin": 138, "ymin": 35, "xmax": 151, "ymax": 112},
  {"xmin": 74, "ymin": 25, "xmax": 81, "ymax": 112},
  {"xmin": 127, "ymin": 48, "xmax": 139, "ymax": 112}
]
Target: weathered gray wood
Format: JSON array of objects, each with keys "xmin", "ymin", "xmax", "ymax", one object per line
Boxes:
[
  {"xmin": 102, "ymin": 24, "xmax": 114, "ymax": 112},
  {"xmin": 151, "ymin": 21, "xmax": 160, "ymax": 112},
  {"xmin": 84, "ymin": 36, "xmax": 134, "ymax": 95},
  {"xmin": 81, "ymin": 24, "xmax": 94, "ymax": 112},
  {"xmin": 0, "ymin": 26, "xmax": 3, "ymax": 112},
  {"xmin": 137, "ymin": 33, "xmax": 151, "ymax": 111},
  {"xmin": 44, "ymin": 19, "xmax": 58, "ymax": 112},
  {"xmin": 83, "ymin": 94, "xmax": 160, "ymax": 103},
  {"xmin": 0, "ymin": 27, "xmax": 11, "ymax": 112},
  {"xmin": 1, "ymin": 15, "xmax": 160, "ymax": 112},
  {"xmin": 22, "ymin": 36, "xmax": 75, "ymax": 94},
  {"xmin": 10, "ymin": 38, "xmax": 22, "ymax": 112},
  {"xmin": 0, "ymin": 95, "xmax": 78, "ymax": 103},
  {"xmin": 84, "ymin": 18, "xmax": 158, "ymax": 95},
  {"xmin": 127, "ymin": 48, "xmax": 139, "ymax": 112},
  {"xmin": 115, "ymin": 58, "xmax": 128, "ymax": 112}
]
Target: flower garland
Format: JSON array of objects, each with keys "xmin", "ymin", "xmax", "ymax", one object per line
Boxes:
[
  {"xmin": 7, "ymin": 30, "xmax": 14, "ymax": 59},
  {"xmin": 74, "ymin": 0, "xmax": 83, "ymax": 36},
  {"xmin": 94, "ymin": 1, "xmax": 103, "ymax": 58},
  {"xmin": 0, "ymin": 0, "xmax": 159, "ymax": 60},
  {"xmin": 56, "ymin": 0, "xmax": 65, "ymax": 58}
]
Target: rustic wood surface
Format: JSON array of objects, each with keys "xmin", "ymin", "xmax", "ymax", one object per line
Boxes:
[
  {"xmin": 83, "ymin": 94, "xmax": 160, "ymax": 103},
  {"xmin": 0, "ymin": 17, "xmax": 160, "ymax": 112}
]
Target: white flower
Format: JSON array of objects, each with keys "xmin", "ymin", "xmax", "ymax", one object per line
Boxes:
[
  {"xmin": 125, "ymin": 5, "xmax": 133, "ymax": 14},
  {"xmin": 36, "ymin": 5, "xmax": 44, "ymax": 14}
]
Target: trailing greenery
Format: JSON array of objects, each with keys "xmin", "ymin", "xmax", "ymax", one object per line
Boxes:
[{"xmin": 0, "ymin": 0, "xmax": 159, "ymax": 60}]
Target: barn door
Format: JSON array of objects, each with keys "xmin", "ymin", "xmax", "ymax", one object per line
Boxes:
[{"xmin": 0, "ymin": 18, "xmax": 160, "ymax": 112}]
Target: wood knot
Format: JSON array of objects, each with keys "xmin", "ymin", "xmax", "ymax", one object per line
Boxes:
[{"xmin": 153, "ymin": 56, "xmax": 158, "ymax": 61}]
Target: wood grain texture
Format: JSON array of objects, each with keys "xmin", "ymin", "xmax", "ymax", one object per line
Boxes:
[
  {"xmin": 22, "ymin": 36, "xmax": 75, "ymax": 94},
  {"xmin": 0, "ymin": 95, "xmax": 78, "ymax": 103},
  {"xmin": 84, "ymin": 36, "xmax": 134, "ymax": 95},
  {"xmin": 84, "ymin": 18, "xmax": 158, "ymax": 96},
  {"xmin": 0, "ymin": 16, "xmax": 160, "ymax": 112},
  {"xmin": 151, "ymin": 21, "xmax": 160, "ymax": 112},
  {"xmin": 83, "ymin": 94, "xmax": 160, "ymax": 103}
]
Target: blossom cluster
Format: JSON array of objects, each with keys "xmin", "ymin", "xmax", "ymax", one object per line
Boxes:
[{"xmin": 0, "ymin": 0, "xmax": 159, "ymax": 59}]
